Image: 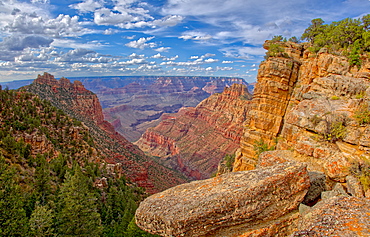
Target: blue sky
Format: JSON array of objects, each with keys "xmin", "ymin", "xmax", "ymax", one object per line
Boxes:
[{"xmin": 0, "ymin": 0, "xmax": 369, "ymax": 82}]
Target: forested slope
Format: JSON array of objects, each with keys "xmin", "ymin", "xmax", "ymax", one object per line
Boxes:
[{"xmin": 0, "ymin": 88, "xmax": 156, "ymax": 236}]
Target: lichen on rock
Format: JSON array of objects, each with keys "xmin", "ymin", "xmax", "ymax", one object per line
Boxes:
[{"xmin": 135, "ymin": 162, "xmax": 310, "ymax": 237}]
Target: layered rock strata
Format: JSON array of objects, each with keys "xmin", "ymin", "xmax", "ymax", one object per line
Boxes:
[
  {"xmin": 86, "ymin": 76, "xmax": 248, "ymax": 142},
  {"xmin": 135, "ymin": 161, "xmax": 310, "ymax": 237},
  {"xmin": 135, "ymin": 84, "xmax": 252, "ymax": 179},
  {"xmin": 233, "ymin": 42, "xmax": 302, "ymax": 171},
  {"xmin": 234, "ymin": 41, "xmax": 370, "ymax": 184},
  {"xmin": 26, "ymin": 73, "xmax": 188, "ymax": 193}
]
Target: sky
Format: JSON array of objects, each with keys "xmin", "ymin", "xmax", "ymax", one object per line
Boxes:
[{"xmin": 0, "ymin": 0, "xmax": 369, "ymax": 83}]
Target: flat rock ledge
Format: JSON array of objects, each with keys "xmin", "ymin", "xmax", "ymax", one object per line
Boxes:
[{"xmin": 135, "ymin": 162, "xmax": 310, "ymax": 236}]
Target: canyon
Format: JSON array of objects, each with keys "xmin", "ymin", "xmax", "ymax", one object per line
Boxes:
[
  {"xmin": 5, "ymin": 39, "xmax": 370, "ymax": 236},
  {"xmin": 25, "ymin": 73, "xmax": 188, "ymax": 194},
  {"xmin": 69, "ymin": 76, "xmax": 250, "ymax": 142},
  {"xmin": 135, "ymin": 83, "xmax": 252, "ymax": 180},
  {"xmin": 136, "ymin": 40, "xmax": 370, "ymax": 236}
]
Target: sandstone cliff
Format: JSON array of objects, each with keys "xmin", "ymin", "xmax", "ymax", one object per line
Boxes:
[
  {"xmin": 90, "ymin": 76, "xmax": 247, "ymax": 142},
  {"xmin": 234, "ymin": 41, "xmax": 370, "ymax": 177},
  {"xmin": 229, "ymin": 40, "xmax": 370, "ymax": 235},
  {"xmin": 135, "ymin": 83, "xmax": 252, "ymax": 180},
  {"xmin": 136, "ymin": 40, "xmax": 370, "ymax": 236},
  {"xmin": 26, "ymin": 73, "xmax": 188, "ymax": 193}
]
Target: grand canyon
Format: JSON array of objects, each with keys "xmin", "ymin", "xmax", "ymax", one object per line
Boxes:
[{"xmin": 1, "ymin": 12, "xmax": 370, "ymax": 237}]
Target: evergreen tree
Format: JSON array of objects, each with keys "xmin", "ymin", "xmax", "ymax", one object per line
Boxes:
[
  {"xmin": 301, "ymin": 18, "xmax": 325, "ymax": 43},
  {"xmin": 57, "ymin": 167, "xmax": 103, "ymax": 236},
  {"xmin": 34, "ymin": 154, "xmax": 52, "ymax": 205},
  {"xmin": 0, "ymin": 155, "xmax": 29, "ymax": 236},
  {"xmin": 101, "ymin": 178, "xmax": 138, "ymax": 236},
  {"xmin": 29, "ymin": 205, "xmax": 55, "ymax": 237}
]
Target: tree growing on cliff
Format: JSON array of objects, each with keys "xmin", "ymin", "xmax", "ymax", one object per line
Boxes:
[{"xmin": 300, "ymin": 14, "xmax": 370, "ymax": 66}]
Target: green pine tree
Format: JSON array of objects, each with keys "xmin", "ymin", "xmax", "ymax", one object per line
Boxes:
[
  {"xmin": 57, "ymin": 167, "xmax": 103, "ymax": 236},
  {"xmin": 0, "ymin": 155, "xmax": 29, "ymax": 236},
  {"xmin": 29, "ymin": 204, "xmax": 55, "ymax": 237}
]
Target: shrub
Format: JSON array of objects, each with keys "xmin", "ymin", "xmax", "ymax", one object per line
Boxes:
[
  {"xmin": 355, "ymin": 91, "xmax": 365, "ymax": 99},
  {"xmin": 264, "ymin": 43, "xmax": 289, "ymax": 60},
  {"xmin": 350, "ymin": 160, "xmax": 370, "ymax": 191},
  {"xmin": 323, "ymin": 115, "xmax": 347, "ymax": 142},
  {"xmin": 224, "ymin": 154, "xmax": 235, "ymax": 170},
  {"xmin": 253, "ymin": 139, "xmax": 275, "ymax": 158},
  {"xmin": 331, "ymin": 95, "xmax": 340, "ymax": 100},
  {"xmin": 354, "ymin": 103, "xmax": 370, "ymax": 125}
]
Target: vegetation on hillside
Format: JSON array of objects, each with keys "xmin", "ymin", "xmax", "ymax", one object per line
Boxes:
[
  {"xmin": 266, "ymin": 14, "xmax": 370, "ymax": 67},
  {"xmin": 0, "ymin": 88, "xmax": 156, "ymax": 236}
]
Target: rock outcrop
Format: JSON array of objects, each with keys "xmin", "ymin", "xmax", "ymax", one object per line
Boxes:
[
  {"xmin": 293, "ymin": 196, "xmax": 370, "ymax": 236},
  {"xmin": 234, "ymin": 41, "xmax": 370, "ymax": 182},
  {"xmin": 26, "ymin": 73, "xmax": 188, "ymax": 193},
  {"xmin": 226, "ymin": 40, "xmax": 370, "ymax": 235},
  {"xmin": 136, "ymin": 162, "xmax": 310, "ymax": 237},
  {"xmin": 135, "ymin": 84, "xmax": 252, "ymax": 179},
  {"xmin": 233, "ymin": 42, "xmax": 302, "ymax": 171},
  {"xmin": 34, "ymin": 73, "xmax": 105, "ymax": 123}
]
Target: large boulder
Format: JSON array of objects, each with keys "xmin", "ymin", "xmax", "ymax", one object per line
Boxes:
[
  {"xmin": 293, "ymin": 196, "xmax": 370, "ymax": 236},
  {"xmin": 135, "ymin": 162, "xmax": 310, "ymax": 236}
]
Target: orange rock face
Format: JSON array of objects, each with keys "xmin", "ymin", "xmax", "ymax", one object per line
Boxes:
[
  {"xmin": 234, "ymin": 41, "xmax": 370, "ymax": 181},
  {"xmin": 234, "ymin": 45, "xmax": 302, "ymax": 171},
  {"xmin": 136, "ymin": 84, "xmax": 252, "ymax": 180}
]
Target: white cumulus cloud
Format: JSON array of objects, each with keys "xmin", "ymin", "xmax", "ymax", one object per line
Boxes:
[
  {"xmin": 125, "ymin": 37, "xmax": 156, "ymax": 49},
  {"xmin": 154, "ymin": 47, "xmax": 171, "ymax": 52}
]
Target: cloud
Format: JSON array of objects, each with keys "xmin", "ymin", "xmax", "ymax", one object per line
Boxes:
[
  {"xmin": 154, "ymin": 46, "xmax": 171, "ymax": 52},
  {"xmin": 125, "ymin": 37, "xmax": 156, "ymax": 49},
  {"xmin": 31, "ymin": 0, "xmax": 49, "ymax": 3},
  {"xmin": 164, "ymin": 0, "xmax": 370, "ymax": 47},
  {"xmin": 69, "ymin": 0, "xmax": 103, "ymax": 13},
  {"xmin": 0, "ymin": 35, "xmax": 53, "ymax": 51},
  {"xmin": 128, "ymin": 53, "xmax": 145, "ymax": 59},
  {"xmin": 152, "ymin": 15, "xmax": 185, "ymax": 27},
  {"xmin": 51, "ymin": 39, "xmax": 105, "ymax": 50},
  {"xmin": 163, "ymin": 55, "xmax": 178, "ymax": 61},
  {"xmin": 216, "ymin": 66, "xmax": 233, "ymax": 71},
  {"xmin": 221, "ymin": 46, "xmax": 266, "ymax": 59},
  {"xmin": 151, "ymin": 53, "xmax": 165, "ymax": 59},
  {"xmin": 94, "ymin": 7, "xmax": 139, "ymax": 25},
  {"xmin": 159, "ymin": 54, "xmax": 219, "ymax": 67},
  {"xmin": 72, "ymin": 0, "xmax": 183, "ymax": 30},
  {"xmin": 179, "ymin": 31, "xmax": 212, "ymax": 41},
  {"xmin": 204, "ymin": 58, "xmax": 218, "ymax": 63},
  {"xmin": 222, "ymin": 60, "xmax": 233, "ymax": 64},
  {"xmin": 3, "ymin": 12, "xmax": 87, "ymax": 38},
  {"xmin": 120, "ymin": 58, "xmax": 148, "ymax": 65},
  {"xmin": 201, "ymin": 53, "xmax": 216, "ymax": 58}
]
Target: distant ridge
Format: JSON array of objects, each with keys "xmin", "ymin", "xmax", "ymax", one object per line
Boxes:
[
  {"xmin": 0, "ymin": 79, "xmax": 33, "ymax": 89},
  {"xmin": 1, "ymin": 75, "xmax": 252, "ymax": 91}
]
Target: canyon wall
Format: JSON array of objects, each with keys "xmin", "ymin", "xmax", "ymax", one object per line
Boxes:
[
  {"xmin": 234, "ymin": 41, "xmax": 370, "ymax": 181},
  {"xmin": 93, "ymin": 76, "xmax": 248, "ymax": 142},
  {"xmin": 136, "ymin": 83, "xmax": 252, "ymax": 180},
  {"xmin": 26, "ymin": 73, "xmax": 188, "ymax": 193},
  {"xmin": 136, "ymin": 41, "xmax": 370, "ymax": 236}
]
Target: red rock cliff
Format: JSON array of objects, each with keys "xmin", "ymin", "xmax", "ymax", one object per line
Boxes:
[
  {"xmin": 135, "ymin": 83, "xmax": 252, "ymax": 180},
  {"xmin": 27, "ymin": 73, "xmax": 188, "ymax": 193}
]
